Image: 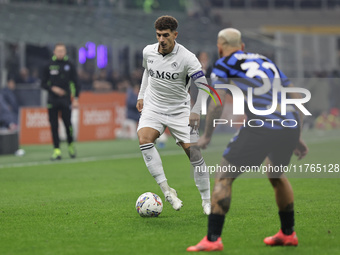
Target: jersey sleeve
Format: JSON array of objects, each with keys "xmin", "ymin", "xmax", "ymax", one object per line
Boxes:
[
  {"xmin": 186, "ymin": 53, "xmax": 202, "ymax": 77},
  {"xmin": 137, "ymin": 69, "xmax": 149, "ymax": 100},
  {"xmin": 142, "ymin": 47, "xmax": 148, "ymax": 69}
]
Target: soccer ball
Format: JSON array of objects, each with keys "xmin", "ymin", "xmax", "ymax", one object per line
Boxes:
[{"xmin": 135, "ymin": 192, "xmax": 163, "ymax": 217}]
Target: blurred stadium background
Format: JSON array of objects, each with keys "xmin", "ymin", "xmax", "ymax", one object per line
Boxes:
[{"xmin": 0, "ymin": 0, "xmax": 339, "ymax": 151}]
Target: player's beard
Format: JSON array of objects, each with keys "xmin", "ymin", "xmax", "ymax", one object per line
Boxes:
[{"xmin": 218, "ymin": 47, "xmax": 223, "ymax": 58}]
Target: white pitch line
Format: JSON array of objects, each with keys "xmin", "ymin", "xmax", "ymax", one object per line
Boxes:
[
  {"xmin": 1, "ymin": 133, "xmax": 339, "ymax": 169},
  {"xmin": 0, "ymin": 149, "xmax": 186, "ymax": 169}
]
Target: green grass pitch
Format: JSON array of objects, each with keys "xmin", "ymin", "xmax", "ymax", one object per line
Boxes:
[{"xmin": 0, "ymin": 130, "xmax": 339, "ymax": 255}]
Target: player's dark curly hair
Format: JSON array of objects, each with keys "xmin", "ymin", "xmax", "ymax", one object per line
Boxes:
[{"xmin": 154, "ymin": 15, "xmax": 178, "ymax": 31}]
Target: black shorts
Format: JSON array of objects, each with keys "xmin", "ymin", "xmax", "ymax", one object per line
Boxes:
[{"xmin": 223, "ymin": 127, "xmax": 300, "ymax": 167}]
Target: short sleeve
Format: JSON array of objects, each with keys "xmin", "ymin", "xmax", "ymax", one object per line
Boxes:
[{"xmin": 186, "ymin": 53, "xmax": 202, "ymax": 77}]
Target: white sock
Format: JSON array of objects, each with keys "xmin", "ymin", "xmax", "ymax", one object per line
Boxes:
[
  {"xmin": 192, "ymin": 157, "xmax": 211, "ymax": 201},
  {"xmin": 202, "ymin": 199, "xmax": 210, "ymax": 205},
  {"xmin": 159, "ymin": 181, "xmax": 171, "ymax": 195},
  {"xmin": 140, "ymin": 143, "xmax": 168, "ymax": 192}
]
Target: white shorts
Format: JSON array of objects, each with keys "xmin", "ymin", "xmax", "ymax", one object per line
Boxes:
[{"xmin": 137, "ymin": 109, "xmax": 199, "ymax": 144}]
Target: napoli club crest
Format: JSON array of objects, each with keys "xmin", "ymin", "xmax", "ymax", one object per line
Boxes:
[{"xmin": 171, "ymin": 62, "xmax": 178, "ymax": 69}]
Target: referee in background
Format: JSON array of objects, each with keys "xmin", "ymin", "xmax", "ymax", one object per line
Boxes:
[{"xmin": 41, "ymin": 43, "xmax": 80, "ymax": 160}]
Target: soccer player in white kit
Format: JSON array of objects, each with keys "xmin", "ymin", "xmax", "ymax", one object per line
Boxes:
[{"xmin": 137, "ymin": 15, "xmax": 211, "ymax": 214}]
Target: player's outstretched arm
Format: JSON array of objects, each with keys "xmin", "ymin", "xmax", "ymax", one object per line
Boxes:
[
  {"xmin": 286, "ymin": 83, "xmax": 309, "ymax": 159},
  {"xmin": 294, "ymin": 139, "xmax": 308, "ymax": 160},
  {"xmin": 191, "ymin": 74, "xmax": 209, "ymax": 115},
  {"xmin": 136, "ymin": 69, "xmax": 149, "ymax": 112},
  {"xmin": 197, "ymin": 88, "xmax": 227, "ymax": 149},
  {"xmin": 190, "ymin": 74, "xmax": 210, "ymax": 130}
]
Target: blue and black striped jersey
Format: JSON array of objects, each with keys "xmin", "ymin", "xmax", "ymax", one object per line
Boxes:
[{"xmin": 212, "ymin": 50, "xmax": 299, "ymax": 129}]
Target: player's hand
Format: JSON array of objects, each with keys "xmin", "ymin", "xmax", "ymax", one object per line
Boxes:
[
  {"xmin": 197, "ymin": 134, "xmax": 211, "ymax": 149},
  {"xmin": 294, "ymin": 138, "xmax": 308, "ymax": 160},
  {"xmin": 51, "ymin": 86, "xmax": 66, "ymax": 96},
  {"xmin": 72, "ymin": 98, "xmax": 79, "ymax": 109},
  {"xmin": 189, "ymin": 112, "xmax": 200, "ymax": 130},
  {"xmin": 136, "ymin": 99, "xmax": 143, "ymax": 113}
]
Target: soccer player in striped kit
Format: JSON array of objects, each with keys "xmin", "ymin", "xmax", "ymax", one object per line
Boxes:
[{"xmin": 187, "ymin": 28, "xmax": 308, "ymax": 251}]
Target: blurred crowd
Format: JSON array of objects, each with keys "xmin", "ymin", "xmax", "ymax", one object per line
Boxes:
[
  {"xmin": 1, "ymin": 48, "xmax": 340, "ymax": 133},
  {"xmin": 78, "ymin": 64, "xmax": 143, "ymax": 93},
  {"xmin": 303, "ymin": 70, "xmax": 340, "ymax": 130},
  {"xmin": 0, "ymin": 67, "xmax": 41, "ymax": 130},
  {"xmin": 0, "ymin": 79, "xmax": 19, "ymax": 131}
]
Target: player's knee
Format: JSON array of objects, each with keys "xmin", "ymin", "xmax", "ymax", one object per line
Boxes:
[
  {"xmin": 137, "ymin": 132, "xmax": 151, "ymax": 145},
  {"xmin": 138, "ymin": 136, "xmax": 153, "ymax": 145},
  {"xmin": 137, "ymin": 129, "xmax": 159, "ymax": 145}
]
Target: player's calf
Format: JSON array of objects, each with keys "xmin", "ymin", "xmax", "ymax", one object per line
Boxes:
[
  {"xmin": 211, "ymin": 178, "xmax": 233, "ymax": 215},
  {"xmin": 188, "ymin": 145, "xmax": 211, "ymax": 214}
]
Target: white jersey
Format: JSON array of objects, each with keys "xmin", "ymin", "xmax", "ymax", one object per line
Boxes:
[{"xmin": 141, "ymin": 42, "xmax": 202, "ymax": 114}]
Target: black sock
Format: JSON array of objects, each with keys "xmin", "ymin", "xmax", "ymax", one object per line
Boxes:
[
  {"xmin": 279, "ymin": 211, "xmax": 295, "ymax": 235},
  {"xmin": 207, "ymin": 214, "xmax": 225, "ymax": 241}
]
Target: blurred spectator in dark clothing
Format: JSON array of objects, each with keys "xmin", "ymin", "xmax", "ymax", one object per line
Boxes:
[
  {"xmin": 78, "ymin": 68, "xmax": 93, "ymax": 91},
  {"xmin": 198, "ymin": 51, "xmax": 212, "ymax": 77},
  {"xmin": 329, "ymin": 70, "xmax": 340, "ymax": 109},
  {"xmin": 131, "ymin": 68, "xmax": 143, "ymax": 85},
  {"xmin": 93, "ymin": 79, "xmax": 112, "ymax": 91},
  {"xmin": 126, "ymin": 83, "xmax": 140, "ymax": 123},
  {"xmin": 31, "ymin": 67, "xmax": 41, "ymax": 83},
  {"xmin": 15, "ymin": 67, "xmax": 37, "ymax": 84},
  {"xmin": 0, "ymin": 94, "xmax": 17, "ymax": 130},
  {"xmin": 116, "ymin": 78, "xmax": 131, "ymax": 93},
  {"xmin": 93, "ymin": 68, "xmax": 111, "ymax": 82},
  {"xmin": 111, "ymin": 71, "xmax": 121, "ymax": 90},
  {"xmin": 92, "ymin": 68, "xmax": 113, "ymax": 91},
  {"xmin": 2, "ymin": 79, "xmax": 19, "ymax": 120},
  {"xmin": 115, "ymin": 83, "xmax": 140, "ymax": 139}
]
